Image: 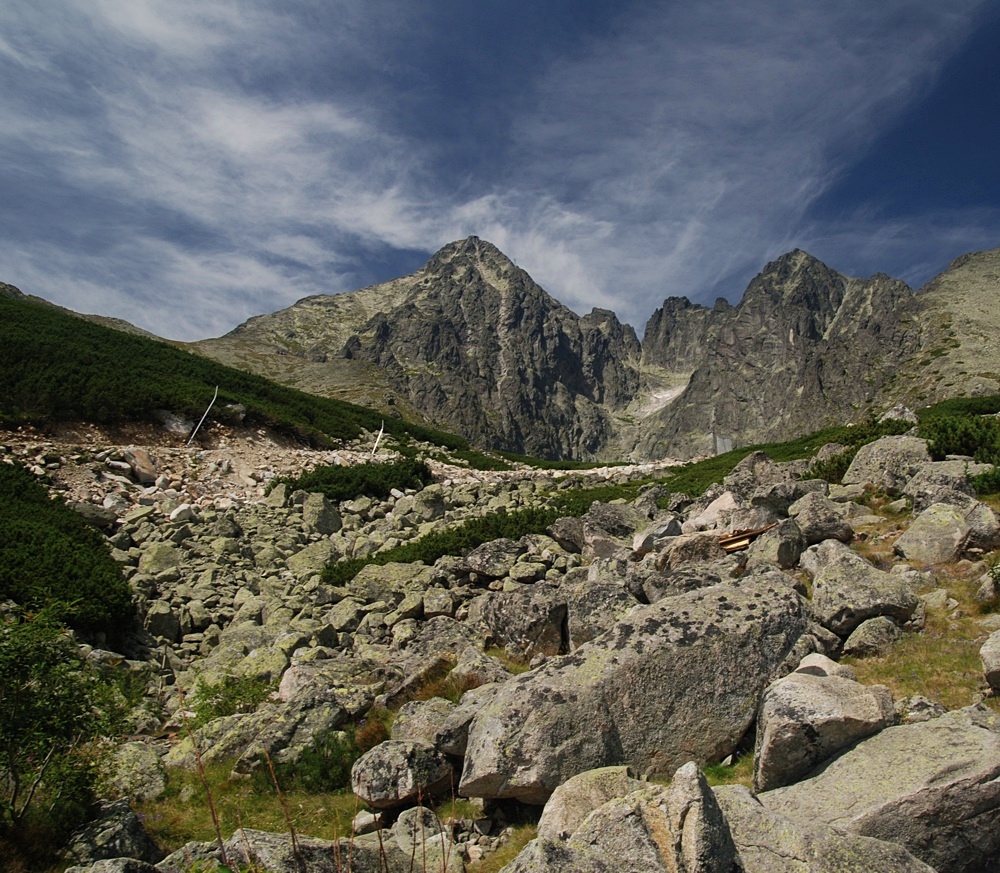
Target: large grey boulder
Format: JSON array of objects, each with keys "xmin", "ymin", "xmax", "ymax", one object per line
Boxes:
[
  {"xmin": 842, "ymin": 616, "xmax": 903, "ymax": 657},
  {"xmin": 981, "ymin": 629, "xmax": 1000, "ymax": 693},
  {"xmin": 156, "ymin": 827, "xmax": 463, "ymax": 873},
  {"xmin": 715, "ymin": 786, "xmax": 936, "ymax": 873},
  {"xmin": 63, "ymin": 799, "xmax": 163, "ymax": 866},
  {"xmin": 759, "ymin": 705, "xmax": 1000, "ymax": 873},
  {"xmin": 459, "ymin": 574, "xmax": 807, "ymax": 804},
  {"xmin": 351, "ymin": 740, "xmax": 454, "ymax": 809},
  {"xmin": 536, "ymin": 765, "xmax": 645, "ymax": 843},
  {"xmin": 893, "ymin": 502, "xmax": 971, "ymax": 565},
  {"xmin": 841, "ymin": 436, "xmax": 931, "ymax": 495},
  {"xmin": 463, "ymin": 537, "xmax": 526, "ymax": 578},
  {"xmin": 466, "ymin": 587, "xmax": 568, "ymax": 658},
  {"xmin": 504, "ymin": 764, "xmax": 741, "ymax": 873},
  {"xmin": 743, "ymin": 518, "xmax": 805, "ymax": 572},
  {"xmin": 564, "ymin": 571, "xmax": 640, "ymax": 648},
  {"xmin": 787, "ymin": 491, "xmax": 853, "ymax": 545},
  {"xmin": 805, "ymin": 540, "xmax": 920, "ymax": 637},
  {"xmin": 301, "ymin": 492, "xmax": 341, "ymax": 534},
  {"xmin": 754, "ymin": 668, "xmax": 895, "ymax": 791},
  {"xmin": 903, "ymin": 460, "xmax": 981, "ymax": 512}
]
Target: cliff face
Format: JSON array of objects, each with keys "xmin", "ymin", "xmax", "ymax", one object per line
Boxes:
[
  {"xmin": 193, "ymin": 238, "xmax": 1000, "ymax": 461},
  {"xmin": 207, "ymin": 237, "xmax": 641, "ymax": 459},
  {"xmin": 636, "ymin": 250, "xmax": 922, "ymax": 458}
]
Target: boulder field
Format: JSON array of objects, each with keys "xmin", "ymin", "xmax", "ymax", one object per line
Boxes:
[{"xmin": 11, "ymin": 424, "xmax": 1000, "ymax": 873}]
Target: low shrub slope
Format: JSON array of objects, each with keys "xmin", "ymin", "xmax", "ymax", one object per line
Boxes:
[
  {"xmin": 0, "ymin": 462, "xmax": 133, "ymax": 644},
  {"xmin": 0, "ymin": 292, "xmax": 468, "ymax": 450}
]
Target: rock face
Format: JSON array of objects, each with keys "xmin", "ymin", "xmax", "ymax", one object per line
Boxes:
[
  {"xmin": 202, "ymin": 237, "xmax": 641, "ymax": 460},
  {"xmin": 759, "ymin": 705, "xmax": 1000, "ymax": 873},
  {"xmin": 636, "ymin": 250, "xmax": 922, "ymax": 459},
  {"xmin": 459, "ymin": 575, "xmax": 807, "ymax": 804},
  {"xmin": 190, "ymin": 239, "xmax": 1000, "ymax": 461}
]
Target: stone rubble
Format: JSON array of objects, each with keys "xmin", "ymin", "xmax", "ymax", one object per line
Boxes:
[{"xmin": 14, "ymin": 426, "xmax": 1000, "ymax": 873}]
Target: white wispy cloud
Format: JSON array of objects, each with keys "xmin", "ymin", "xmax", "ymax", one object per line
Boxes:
[{"xmin": 0, "ymin": 0, "xmax": 995, "ymax": 341}]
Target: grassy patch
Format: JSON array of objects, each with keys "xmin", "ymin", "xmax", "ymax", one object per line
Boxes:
[
  {"xmin": 136, "ymin": 761, "xmax": 364, "ymax": 853},
  {"xmin": 468, "ymin": 824, "xmax": 537, "ymax": 873},
  {"xmin": 843, "ymin": 568, "xmax": 992, "ymax": 710},
  {"xmin": 702, "ymin": 753, "xmax": 754, "ymax": 789}
]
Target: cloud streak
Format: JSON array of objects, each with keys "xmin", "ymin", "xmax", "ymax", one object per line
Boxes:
[{"xmin": 0, "ymin": 0, "xmax": 996, "ymax": 340}]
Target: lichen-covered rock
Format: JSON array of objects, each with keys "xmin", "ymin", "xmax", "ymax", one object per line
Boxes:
[
  {"xmin": 981, "ymin": 629, "xmax": 1000, "ymax": 693},
  {"xmin": 893, "ymin": 502, "xmax": 971, "ymax": 565},
  {"xmin": 391, "ymin": 697, "xmax": 456, "ymax": 745},
  {"xmin": 806, "ymin": 539, "xmax": 920, "ymax": 636},
  {"xmin": 463, "ymin": 537, "xmax": 526, "ymax": 578},
  {"xmin": 759, "ymin": 705, "xmax": 1000, "ymax": 873},
  {"xmin": 841, "ymin": 436, "xmax": 931, "ymax": 495},
  {"xmin": 63, "ymin": 799, "xmax": 163, "ymax": 867},
  {"xmin": 101, "ymin": 742, "xmax": 167, "ymax": 803},
  {"xmin": 351, "ymin": 740, "xmax": 454, "ymax": 809},
  {"xmin": 505, "ymin": 765, "xmax": 740, "ymax": 873},
  {"xmin": 754, "ymin": 670, "xmax": 895, "ymax": 791},
  {"xmin": 744, "ymin": 518, "xmax": 805, "ymax": 572},
  {"xmin": 788, "ymin": 491, "xmax": 854, "ymax": 545},
  {"xmin": 715, "ymin": 785, "xmax": 935, "ymax": 873},
  {"xmin": 460, "ymin": 574, "xmax": 807, "ymax": 803},
  {"xmin": 536, "ymin": 765, "xmax": 645, "ymax": 842},
  {"xmin": 467, "ymin": 587, "xmax": 568, "ymax": 658},
  {"xmin": 842, "ymin": 616, "xmax": 903, "ymax": 657}
]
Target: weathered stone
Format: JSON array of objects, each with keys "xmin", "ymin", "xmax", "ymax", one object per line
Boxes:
[
  {"xmin": 744, "ymin": 518, "xmax": 805, "ymax": 571},
  {"xmin": 101, "ymin": 742, "xmax": 167, "ymax": 803},
  {"xmin": 302, "ymin": 492, "xmax": 341, "ymax": 534},
  {"xmin": 806, "ymin": 539, "xmax": 920, "ymax": 636},
  {"xmin": 981, "ymin": 629, "xmax": 1000, "ymax": 693},
  {"xmin": 842, "ymin": 616, "xmax": 903, "ymax": 657},
  {"xmin": 351, "ymin": 740, "xmax": 454, "ymax": 809},
  {"xmin": 123, "ymin": 447, "xmax": 158, "ymax": 485},
  {"xmin": 63, "ymin": 799, "xmax": 163, "ymax": 866},
  {"xmin": 287, "ymin": 539, "xmax": 337, "ymax": 579},
  {"xmin": 788, "ymin": 491, "xmax": 854, "ymax": 545},
  {"xmin": 467, "ymin": 588, "xmax": 568, "ymax": 658},
  {"xmin": 137, "ymin": 542, "xmax": 183, "ymax": 576},
  {"xmin": 144, "ymin": 600, "xmax": 180, "ymax": 643},
  {"xmin": 391, "ymin": 697, "xmax": 457, "ymax": 745},
  {"xmin": 715, "ymin": 785, "xmax": 935, "ymax": 873},
  {"xmin": 841, "ymin": 435, "xmax": 931, "ymax": 495},
  {"xmin": 754, "ymin": 670, "xmax": 895, "ymax": 792},
  {"xmin": 460, "ymin": 575, "xmax": 807, "ymax": 803},
  {"xmin": 654, "ymin": 532, "xmax": 727, "ymax": 572},
  {"xmin": 536, "ymin": 765, "xmax": 644, "ymax": 842},
  {"xmin": 506, "ymin": 764, "xmax": 740, "ymax": 873},
  {"xmin": 893, "ymin": 501, "xmax": 971, "ymax": 565},
  {"xmin": 463, "ymin": 537, "xmax": 526, "ymax": 578},
  {"xmin": 760, "ymin": 705, "xmax": 1000, "ymax": 873},
  {"xmin": 564, "ymin": 571, "xmax": 640, "ymax": 648},
  {"xmin": 683, "ymin": 491, "xmax": 740, "ymax": 533},
  {"xmin": 903, "ymin": 460, "xmax": 982, "ymax": 513}
]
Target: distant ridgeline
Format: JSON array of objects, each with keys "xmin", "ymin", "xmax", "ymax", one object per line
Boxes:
[
  {"xmin": 0, "ymin": 287, "xmax": 469, "ymax": 452},
  {"xmin": 191, "ymin": 237, "xmax": 1000, "ymax": 461}
]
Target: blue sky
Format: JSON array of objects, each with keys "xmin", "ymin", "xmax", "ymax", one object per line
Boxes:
[{"xmin": 1, "ymin": 1, "xmax": 998, "ymax": 341}]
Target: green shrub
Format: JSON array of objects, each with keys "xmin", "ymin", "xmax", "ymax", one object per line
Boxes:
[
  {"xmin": 0, "ymin": 608, "xmax": 133, "ymax": 854},
  {"xmin": 0, "ymin": 292, "xmax": 470, "ymax": 451},
  {"xmin": 189, "ymin": 675, "xmax": 275, "ymax": 729},
  {"xmin": 0, "ymin": 462, "xmax": 133, "ymax": 644},
  {"xmin": 270, "ymin": 458, "xmax": 433, "ymax": 503}
]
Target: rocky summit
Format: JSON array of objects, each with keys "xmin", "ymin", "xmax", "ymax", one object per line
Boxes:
[{"xmin": 193, "ymin": 238, "xmax": 1000, "ymax": 461}]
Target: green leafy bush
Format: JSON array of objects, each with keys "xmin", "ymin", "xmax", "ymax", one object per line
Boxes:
[
  {"xmin": 270, "ymin": 458, "xmax": 433, "ymax": 503},
  {"xmin": 0, "ymin": 462, "xmax": 133, "ymax": 643},
  {"xmin": 189, "ymin": 675, "xmax": 275, "ymax": 729},
  {"xmin": 0, "ymin": 609, "xmax": 132, "ymax": 854}
]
